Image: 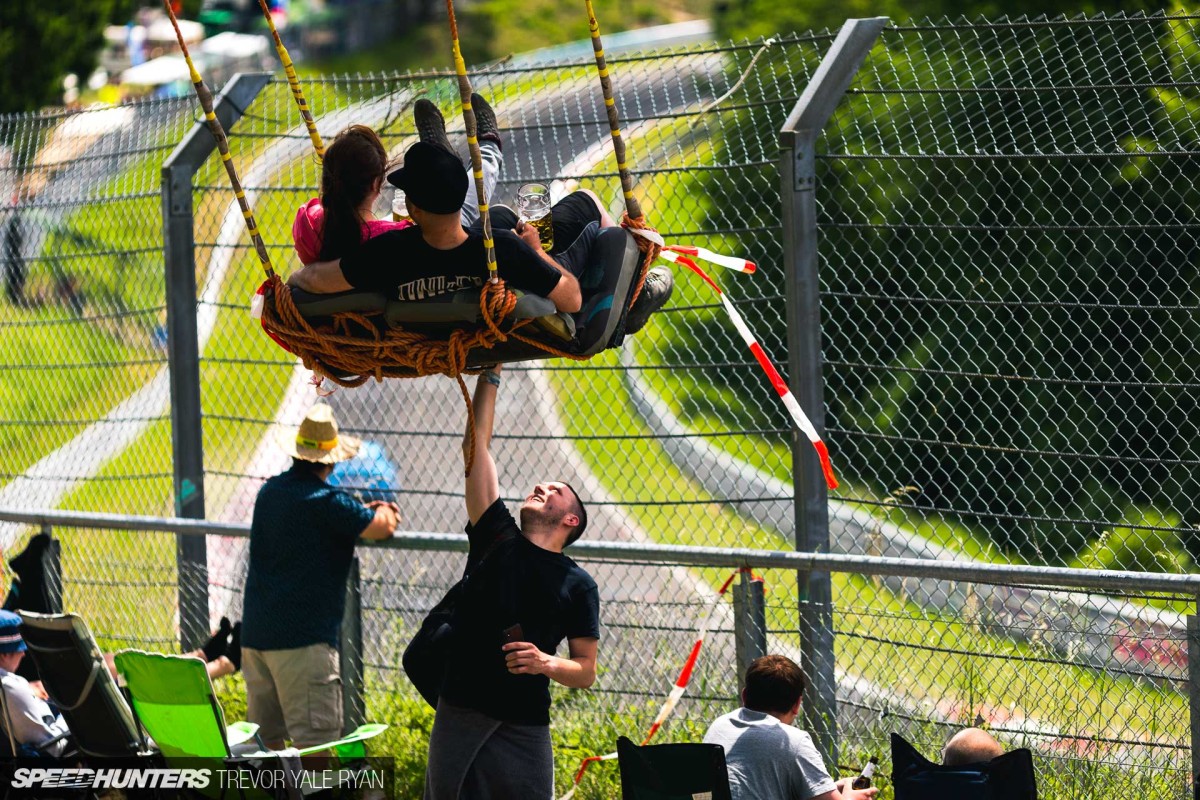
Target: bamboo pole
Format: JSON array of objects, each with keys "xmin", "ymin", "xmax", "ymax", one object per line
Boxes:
[
  {"xmin": 584, "ymin": 0, "xmax": 642, "ymax": 220},
  {"xmin": 163, "ymin": 0, "xmax": 274, "ymax": 277},
  {"xmin": 256, "ymin": 0, "xmax": 325, "ymax": 158},
  {"xmin": 446, "ymin": 0, "xmax": 497, "ymax": 282}
]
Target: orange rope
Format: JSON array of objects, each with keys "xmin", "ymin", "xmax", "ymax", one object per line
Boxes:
[{"xmin": 260, "ymin": 277, "xmax": 598, "ymax": 473}]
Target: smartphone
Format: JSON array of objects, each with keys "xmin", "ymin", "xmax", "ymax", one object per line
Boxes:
[{"xmin": 501, "ymin": 623, "xmax": 524, "ymax": 644}]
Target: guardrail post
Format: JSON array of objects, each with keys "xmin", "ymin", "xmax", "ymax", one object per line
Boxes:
[
  {"xmin": 340, "ymin": 556, "xmax": 366, "ymax": 731},
  {"xmin": 780, "ymin": 17, "xmax": 888, "ymax": 767},
  {"xmin": 40, "ymin": 524, "xmax": 63, "ymax": 614},
  {"xmin": 163, "ymin": 72, "xmax": 271, "ymax": 651},
  {"xmin": 734, "ymin": 570, "xmax": 767, "ymax": 687},
  {"xmin": 1189, "ymin": 605, "xmax": 1200, "ymax": 797}
]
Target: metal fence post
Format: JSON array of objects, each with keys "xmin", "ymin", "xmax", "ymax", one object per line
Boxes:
[
  {"xmin": 340, "ymin": 556, "xmax": 366, "ymax": 731},
  {"xmin": 1189, "ymin": 607, "xmax": 1200, "ymax": 798},
  {"xmin": 780, "ymin": 17, "xmax": 888, "ymax": 768},
  {"xmin": 734, "ymin": 570, "xmax": 768, "ymax": 687},
  {"xmin": 162, "ymin": 72, "xmax": 271, "ymax": 651}
]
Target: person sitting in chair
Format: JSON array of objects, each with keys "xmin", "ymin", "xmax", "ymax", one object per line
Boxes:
[
  {"xmin": 288, "ymin": 96, "xmax": 673, "ymax": 333},
  {"xmin": 0, "ymin": 611, "xmax": 240, "ymax": 757},
  {"xmin": 704, "ymin": 655, "xmax": 877, "ymax": 800},
  {"xmin": 942, "ymin": 727, "xmax": 1004, "ymax": 766},
  {"xmin": 0, "ymin": 610, "xmax": 68, "ymax": 756}
]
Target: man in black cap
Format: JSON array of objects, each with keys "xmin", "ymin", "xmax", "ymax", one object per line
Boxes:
[{"xmin": 288, "ymin": 97, "xmax": 672, "ymax": 332}]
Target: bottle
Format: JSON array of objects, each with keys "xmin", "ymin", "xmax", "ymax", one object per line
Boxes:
[{"xmin": 851, "ymin": 756, "xmax": 878, "ymax": 790}]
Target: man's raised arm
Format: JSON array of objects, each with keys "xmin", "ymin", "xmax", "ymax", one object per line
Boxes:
[{"xmin": 464, "ymin": 367, "xmax": 502, "ymax": 524}]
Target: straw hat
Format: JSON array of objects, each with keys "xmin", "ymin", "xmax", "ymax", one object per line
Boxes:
[{"xmin": 276, "ymin": 404, "xmax": 361, "ymax": 464}]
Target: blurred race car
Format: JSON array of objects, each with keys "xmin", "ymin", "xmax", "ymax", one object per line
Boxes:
[{"xmin": 328, "ymin": 439, "xmax": 401, "ymax": 505}]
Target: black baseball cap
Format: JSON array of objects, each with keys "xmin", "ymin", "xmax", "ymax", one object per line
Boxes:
[{"xmin": 386, "ymin": 141, "xmax": 469, "ymax": 215}]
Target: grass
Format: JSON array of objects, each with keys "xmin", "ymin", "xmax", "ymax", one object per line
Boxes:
[{"xmin": 299, "ymin": 0, "xmax": 713, "ymax": 76}]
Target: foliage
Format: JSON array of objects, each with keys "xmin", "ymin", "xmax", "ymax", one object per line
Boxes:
[
  {"xmin": 0, "ymin": 1, "xmax": 144, "ymax": 116},
  {"xmin": 676, "ymin": 6, "xmax": 1200, "ymax": 566},
  {"xmin": 714, "ymin": 0, "xmax": 1163, "ymax": 42}
]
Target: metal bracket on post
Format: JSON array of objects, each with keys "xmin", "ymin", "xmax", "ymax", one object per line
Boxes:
[
  {"xmin": 733, "ymin": 570, "xmax": 768, "ymax": 688},
  {"xmin": 340, "ymin": 557, "xmax": 366, "ymax": 732},
  {"xmin": 780, "ymin": 17, "xmax": 888, "ymax": 769},
  {"xmin": 162, "ymin": 72, "xmax": 271, "ymax": 652}
]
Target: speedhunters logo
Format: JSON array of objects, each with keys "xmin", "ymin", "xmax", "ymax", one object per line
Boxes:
[
  {"xmin": 4, "ymin": 758, "xmax": 396, "ymax": 798},
  {"xmin": 11, "ymin": 768, "xmax": 209, "ymax": 790}
]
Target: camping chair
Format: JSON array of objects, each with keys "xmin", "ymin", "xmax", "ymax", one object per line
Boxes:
[
  {"xmin": 114, "ymin": 650, "xmax": 386, "ymax": 765},
  {"xmin": 616, "ymin": 735, "xmax": 732, "ymax": 800},
  {"xmin": 891, "ymin": 733, "xmax": 1038, "ymax": 800},
  {"xmin": 17, "ymin": 611, "xmax": 146, "ymax": 759}
]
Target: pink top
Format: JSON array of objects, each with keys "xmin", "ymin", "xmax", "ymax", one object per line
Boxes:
[{"xmin": 292, "ymin": 197, "xmax": 413, "ymax": 264}]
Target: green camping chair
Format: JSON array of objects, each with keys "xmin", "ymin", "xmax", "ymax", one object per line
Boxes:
[{"xmin": 113, "ymin": 650, "xmax": 387, "ymax": 763}]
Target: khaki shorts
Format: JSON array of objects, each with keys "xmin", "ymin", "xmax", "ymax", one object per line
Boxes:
[{"xmin": 243, "ymin": 643, "xmax": 342, "ymax": 749}]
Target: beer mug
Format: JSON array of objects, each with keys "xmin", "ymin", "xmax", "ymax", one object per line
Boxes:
[
  {"xmin": 392, "ymin": 189, "xmax": 411, "ymax": 223},
  {"xmin": 516, "ymin": 182, "xmax": 553, "ymax": 252}
]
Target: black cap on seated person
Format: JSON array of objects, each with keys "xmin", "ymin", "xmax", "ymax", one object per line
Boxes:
[{"xmin": 386, "ymin": 141, "xmax": 469, "ymax": 214}]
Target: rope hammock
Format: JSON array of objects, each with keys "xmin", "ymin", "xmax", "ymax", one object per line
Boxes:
[
  {"xmin": 164, "ymin": 0, "xmax": 839, "ymax": 489},
  {"xmin": 164, "ymin": 0, "xmax": 659, "ymax": 471}
]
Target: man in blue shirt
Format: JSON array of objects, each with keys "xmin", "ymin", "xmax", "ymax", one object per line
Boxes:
[{"xmin": 242, "ymin": 403, "xmax": 399, "ymax": 750}]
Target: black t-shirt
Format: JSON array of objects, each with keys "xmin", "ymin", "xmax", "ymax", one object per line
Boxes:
[
  {"xmin": 338, "ymin": 227, "xmax": 562, "ymax": 301},
  {"xmin": 440, "ymin": 500, "xmax": 601, "ymax": 726}
]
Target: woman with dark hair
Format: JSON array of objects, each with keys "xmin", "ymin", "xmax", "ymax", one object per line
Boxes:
[{"xmin": 292, "ymin": 124, "xmax": 412, "ymax": 265}]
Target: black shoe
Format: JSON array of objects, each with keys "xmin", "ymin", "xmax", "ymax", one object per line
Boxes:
[
  {"xmin": 414, "ymin": 99, "xmax": 453, "ymax": 154},
  {"xmin": 227, "ymin": 622, "xmax": 242, "ymax": 672},
  {"xmin": 471, "ymin": 93, "xmax": 502, "ymax": 151},
  {"xmin": 625, "ymin": 266, "xmax": 673, "ymax": 334},
  {"xmin": 201, "ymin": 617, "xmax": 232, "ymax": 663}
]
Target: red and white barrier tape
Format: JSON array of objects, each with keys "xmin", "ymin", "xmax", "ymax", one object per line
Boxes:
[
  {"xmin": 558, "ymin": 570, "xmax": 746, "ymax": 800},
  {"xmin": 656, "ymin": 250, "xmax": 839, "ymax": 490},
  {"xmin": 664, "ymin": 244, "xmax": 756, "ymax": 274}
]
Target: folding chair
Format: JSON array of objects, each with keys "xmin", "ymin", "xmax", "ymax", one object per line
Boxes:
[
  {"xmin": 17, "ymin": 611, "xmax": 146, "ymax": 758},
  {"xmin": 616, "ymin": 735, "xmax": 732, "ymax": 800},
  {"xmin": 891, "ymin": 733, "xmax": 1038, "ymax": 800},
  {"xmin": 114, "ymin": 650, "xmax": 387, "ymax": 763}
]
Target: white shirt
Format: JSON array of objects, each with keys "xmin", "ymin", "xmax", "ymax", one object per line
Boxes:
[
  {"xmin": 704, "ymin": 708, "xmax": 838, "ymax": 800},
  {"xmin": 0, "ymin": 667, "xmax": 69, "ymax": 756}
]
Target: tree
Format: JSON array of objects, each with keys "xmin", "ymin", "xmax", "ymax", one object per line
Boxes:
[{"xmin": 0, "ymin": 0, "xmax": 137, "ymax": 115}]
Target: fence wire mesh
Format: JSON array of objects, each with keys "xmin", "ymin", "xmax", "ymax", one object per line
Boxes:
[
  {"xmin": 821, "ymin": 13, "xmax": 1200, "ymax": 572},
  {"xmin": 0, "ymin": 98, "xmax": 195, "ymax": 518},
  {"xmin": 3, "ymin": 522, "xmax": 1192, "ymax": 799},
  {"xmin": 0, "ymin": 11, "xmax": 1198, "ymax": 800}
]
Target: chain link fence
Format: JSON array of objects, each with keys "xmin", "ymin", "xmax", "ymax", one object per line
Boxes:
[
  {"xmin": 1, "ymin": 10, "xmax": 1200, "ymax": 799},
  {"xmin": 0, "ymin": 515, "xmax": 1192, "ymax": 799}
]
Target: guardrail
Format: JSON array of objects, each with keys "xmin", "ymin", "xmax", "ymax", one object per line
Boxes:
[{"xmin": 2, "ymin": 503, "xmax": 1198, "ymax": 794}]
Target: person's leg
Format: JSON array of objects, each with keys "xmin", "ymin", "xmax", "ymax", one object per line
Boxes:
[
  {"xmin": 460, "ymin": 721, "xmax": 554, "ymax": 799},
  {"xmin": 548, "ymin": 191, "xmax": 604, "ymax": 258},
  {"xmin": 424, "ymin": 702, "xmax": 502, "ymax": 800},
  {"xmin": 460, "ymin": 94, "xmax": 504, "ymax": 228},
  {"xmin": 242, "ymin": 647, "xmax": 287, "ymax": 749},
  {"xmin": 573, "ymin": 188, "xmax": 615, "ymax": 228},
  {"xmin": 271, "ymin": 642, "xmax": 343, "ymax": 753},
  {"xmin": 468, "ymin": 203, "xmax": 519, "ymax": 234},
  {"xmin": 461, "ymin": 141, "xmax": 504, "ymax": 228}
]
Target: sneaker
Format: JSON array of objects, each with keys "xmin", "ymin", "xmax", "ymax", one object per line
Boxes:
[
  {"xmin": 471, "ymin": 93, "xmax": 502, "ymax": 151},
  {"xmin": 227, "ymin": 622, "xmax": 242, "ymax": 672},
  {"xmin": 625, "ymin": 266, "xmax": 673, "ymax": 334},
  {"xmin": 414, "ymin": 99, "xmax": 453, "ymax": 154},
  {"xmin": 200, "ymin": 617, "xmax": 232, "ymax": 663}
]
